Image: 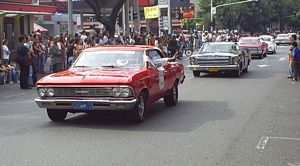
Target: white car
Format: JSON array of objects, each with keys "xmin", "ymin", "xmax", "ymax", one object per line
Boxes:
[{"xmin": 260, "ymin": 35, "xmax": 277, "ymax": 54}]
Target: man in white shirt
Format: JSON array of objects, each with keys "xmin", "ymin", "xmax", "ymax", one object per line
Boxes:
[{"xmin": 2, "ymin": 39, "xmax": 10, "ymax": 62}]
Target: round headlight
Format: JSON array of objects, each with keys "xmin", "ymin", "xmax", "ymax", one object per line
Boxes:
[
  {"xmin": 112, "ymin": 87, "xmax": 121, "ymax": 97},
  {"xmin": 120, "ymin": 88, "xmax": 132, "ymax": 97},
  {"xmin": 189, "ymin": 57, "xmax": 196, "ymax": 65},
  {"xmin": 38, "ymin": 88, "xmax": 47, "ymax": 97},
  {"xmin": 46, "ymin": 88, "xmax": 55, "ymax": 97},
  {"xmin": 232, "ymin": 57, "xmax": 239, "ymax": 64}
]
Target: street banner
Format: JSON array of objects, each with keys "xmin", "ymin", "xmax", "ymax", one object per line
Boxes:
[
  {"xmin": 183, "ymin": 9, "xmax": 194, "ymax": 19},
  {"xmin": 144, "ymin": 5, "xmax": 160, "ymax": 19}
]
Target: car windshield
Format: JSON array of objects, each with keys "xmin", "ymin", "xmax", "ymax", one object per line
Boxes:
[
  {"xmin": 200, "ymin": 43, "xmax": 237, "ymax": 53},
  {"xmin": 277, "ymin": 34, "xmax": 289, "ymax": 38},
  {"xmin": 73, "ymin": 50, "xmax": 145, "ymax": 69},
  {"xmin": 260, "ymin": 37, "xmax": 272, "ymax": 42},
  {"xmin": 239, "ymin": 38, "xmax": 260, "ymax": 43}
]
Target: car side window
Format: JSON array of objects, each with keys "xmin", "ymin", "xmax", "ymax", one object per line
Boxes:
[{"xmin": 148, "ymin": 50, "xmax": 162, "ymax": 65}]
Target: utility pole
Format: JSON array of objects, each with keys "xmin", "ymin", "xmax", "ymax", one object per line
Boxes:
[
  {"xmin": 124, "ymin": 0, "xmax": 130, "ymax": 36},
  {"xmin": 130, "ymin": 6, "xmax": 134, "ymax": 33},
  {"xmin": 68, "ymin": 0, "xmax": 73, "ymax": 36},
  {"xmin": 133, "ymin": 0, "xmax": 140, "ymax": 34},
  {"xmin": 210, "ymin": 0, "xmax": 213, "ymax": 32},
  {"xmin": 167, "ymin": 0, "xmax": 171, "ymax": 34}
]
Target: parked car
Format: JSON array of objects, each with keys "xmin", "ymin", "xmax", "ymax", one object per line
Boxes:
[
  {"xmin": 187, "ymin": 42, "xmax": 251, "ymax": 77},
  {"xmin": 35, "ymin": 45, "xmax": 185, "ymax": 122},
  {"xmin": 275, "ymin": 34, "xmax": 291, "ymax": 45},
  {"xmin": 238, "ymin": 37, "xmax": 268, "ymax": 59},
  {"xmin": 260, "ymin": 35, "xmax": 277, "ymax": 54}
]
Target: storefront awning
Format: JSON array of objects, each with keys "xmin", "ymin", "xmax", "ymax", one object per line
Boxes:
[
  {"xmin": 34, "ymin": 23, "xmax": 48, "ymax": 32},
  {"xmin": 0, "ymin": 2, "xmax": 56, "ymax": 15}
]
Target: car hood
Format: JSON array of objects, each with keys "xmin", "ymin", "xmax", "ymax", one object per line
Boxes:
[
  {"xmin": 191, "ymin": 52, "xmax": 237, "ymax": 57},
  {"xmin": 37, "ymin": 68, "xmax": 144, "ymax": 85},
  {"xmin": 275, "ymin": 37, "xmax": 289, "ymax": 40},
  {"xmin": 264, "ymin": 41, "xmax": 274, "ymax": 45}
]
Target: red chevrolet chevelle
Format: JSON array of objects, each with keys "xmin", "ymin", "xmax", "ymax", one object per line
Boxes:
[{"xmin": 35, "ymin": 45, "xmax": 185, "ymax": 122}]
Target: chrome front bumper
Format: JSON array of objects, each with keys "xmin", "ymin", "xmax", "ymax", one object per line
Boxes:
[
  {"xmin": 35, "ymin": 97, "xmax": 137, "ymax": 111},
  {"xmin": 187, "ymin": 65, "xmax": 239, "ymax": 72}
]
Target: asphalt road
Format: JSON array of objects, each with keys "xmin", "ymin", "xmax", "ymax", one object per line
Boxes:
[{"xmin": 0, "ymin": 46, "xmax": 299, "ymax": 166}]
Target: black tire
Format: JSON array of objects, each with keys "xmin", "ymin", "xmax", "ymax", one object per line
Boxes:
[
  {"xmin": 130, "ymin": 92, "xmax": 147, "ymax": 122},
  {"xmin": 164, "ymin": 82, "xmax": 178, "ymax": 106},
  {"xmin": 259, "ymin": 53, "xmax": 263, "ymax": 59},
  {"xmin": 193, "ymin": 70, "xmax": 201, "ymax": 77},
  {"xmin": 47, "ymin": 109, "xmax": 67, "ymax": 122},
  {"xmin": 264, "ymin": 51, "xmax": 267, "ymax": 57}
]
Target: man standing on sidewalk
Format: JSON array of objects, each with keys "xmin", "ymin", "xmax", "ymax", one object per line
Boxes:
[
  {"xmin": 290, "ymin": 42, "xmax": 300, "ymax": 81},
  {"xmin": 16, "ymin": 36, "xmax": 31, "ymax": 89}
]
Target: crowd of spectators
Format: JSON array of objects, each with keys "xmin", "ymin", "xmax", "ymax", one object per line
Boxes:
[{"xmin": 4, "ymin": 24, "xmax": 296, "ymax": 88}]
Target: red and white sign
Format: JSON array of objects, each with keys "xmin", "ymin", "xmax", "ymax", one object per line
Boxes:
[{"xmin": 183, "ymin": 10, "xmax": 194, "ymax": 19}]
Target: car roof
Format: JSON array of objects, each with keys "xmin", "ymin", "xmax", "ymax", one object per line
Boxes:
[
  {"xmin": 240, "ymin": 37, "xmax": 259, "ymax": 39},
  {"xmin": 83, "ymin": 45, "xmax": 156, "ymax": 52},
  {"xmin": 205, "ymin": 42, "xmax": 236, "ymax": 45},
  {"xmin": 260, "ymin": 35, "xmax": 273, "ymax": 38}
]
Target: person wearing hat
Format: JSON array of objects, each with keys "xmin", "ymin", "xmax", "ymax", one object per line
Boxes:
[{"xmin": 2, "ymin": 39, "xmax": 10, "ymax": 63}]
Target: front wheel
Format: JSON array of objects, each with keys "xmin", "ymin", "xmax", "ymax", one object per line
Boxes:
[
  {"xmin": 164, "ymin": 82, "xmax": 178, "ymax": 106},
  {"xmin": 185, "ymin": 49, "xmax": 193, "ymax": 57},
  {"xmin": 47, "ymin": 109, "xmax": 67, "ymax": 122},
  {"xmin": 193, "ymin": 71, "xmax": 201, "ymax": 77},
  {"xmin": 129, "ymin": 92, "xmax": 147, "ymax": 122}
]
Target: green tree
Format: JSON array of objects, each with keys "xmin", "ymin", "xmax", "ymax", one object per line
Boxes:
[
  {"xmin": 84, "ymin": 0, "xmax": 125, "ymax": 36},
  {"xmin": 197, "ymin": 0, "xmax": 300, "ymax": 32}
]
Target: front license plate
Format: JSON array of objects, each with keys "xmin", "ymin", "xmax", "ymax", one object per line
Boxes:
[
  {"xmin": 72, "ymin": 101, "xmax": 92, "ymax": 110},
  {"xmin": 208, "ymin": 67, "xmax": 218, "ymax": 72}
]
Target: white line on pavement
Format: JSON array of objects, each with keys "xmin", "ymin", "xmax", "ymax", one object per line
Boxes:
[
  {"xmin": 256, "ymin": 136, "xmax": 269, "ymax": 150},
  {"xmin": 279, "ymin": 57, "xmax": 286, "ymax": 61},
  {"xmin": 257, "ymin": 136, "xmax": 300, "ymax": 150},
  {"xmin": 186, "ymin": 77, "xmax": 194, "ymax": 80},
  {"xmin": 270, "ymin": 136, "xmax": 300, "ymax": 141},
  {"xmin": 4, "ymin": 91, "xmax": 33, "ymax": 99},
  {"xmin": 258, "ymin": 64, "xmax": 270, "ymax": 68},
  {"xmin": 288, "ymin": 163, "xmax": 300, "ymax": 166}
]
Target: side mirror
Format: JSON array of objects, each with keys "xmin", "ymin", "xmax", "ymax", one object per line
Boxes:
[{"xmin": 155, "ymin": 61, "xmax": 164, "ymax": 68}]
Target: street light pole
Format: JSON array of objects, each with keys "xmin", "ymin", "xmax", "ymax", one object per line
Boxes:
[
  {"xmin": 167, "ymin": 0, "xmax": 172, "ymax": 34},
  {"xmin": 210, "ymin": 0, "xmax": 213, "ymax": 32},
  {"xmin": 68, "ymin": 0, "xmax": 73, "ymax": 36}
]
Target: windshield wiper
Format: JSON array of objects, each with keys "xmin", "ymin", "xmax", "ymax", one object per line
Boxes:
[
  {"xmin": 73, "ymin": 65, "xmax": 91, "ymax": 68},
  {"xmin": 101, "ymin": 65, "xmax": 120, "ymax": 68}
]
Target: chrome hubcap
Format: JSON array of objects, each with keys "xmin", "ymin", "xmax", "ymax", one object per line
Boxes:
[
  {"xmin": 173, "ymin": 85, "xmax": 177, "ymax": 101},
  {"xmin": 138, "ymin": 96, "xmax": 145, "ymax": 118}
]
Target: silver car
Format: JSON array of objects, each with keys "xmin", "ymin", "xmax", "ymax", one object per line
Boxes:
[
  {"xmin": 275, "ymin": 34, "xmax": 291, "ymax": 45},
  {"xmin": 187, "ymin": 42, "xmax": 251, "ymax": 77}
]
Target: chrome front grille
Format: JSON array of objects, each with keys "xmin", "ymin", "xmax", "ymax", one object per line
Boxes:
[
  {"xmin": 53, "ymin": 87, "xmax": 113, "ymax": 97},
  {"xmin": 196, "ymin": 56, "xmax": 230, "ymax": 66}
]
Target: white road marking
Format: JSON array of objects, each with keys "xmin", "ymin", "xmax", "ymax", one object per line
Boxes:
[
  {"xmin": 186, "ymin": 77, "xmax": 194, "ymax": 80},
  {"xmin": 4, "ymin": 91, "xmax": 33, "ymax": 99},
  {"xmin": 288, "ymin": 163, "xmax": 300, "ymax": 166},
  {"xmin": 279, "ymin": 57, "xmax": 286, "ymax": 61},
  {"xmin": 257, "ymin": 136, "xmax": 269, "ymax": 150},
  {"xmin": 258, "ymin": 64, "xmax": 270, "ymax": 68},
  {"xmin": 270, "ymin": 136, "xmax": 300, "ymax": 141},
  {"xmin": 257, "ymin": 136, "xmax": 300, "ymax": 150}
]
